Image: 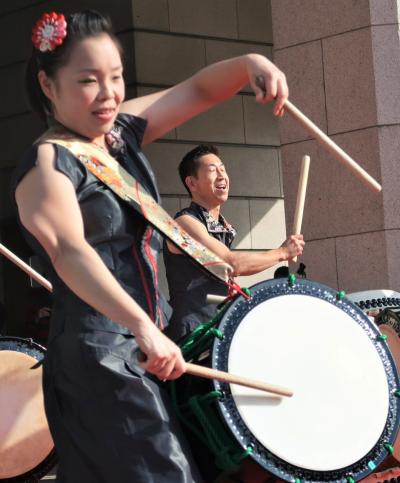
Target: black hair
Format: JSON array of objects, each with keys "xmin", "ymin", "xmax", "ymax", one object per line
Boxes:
[
  {"xmin": 179, "ymin": 144, "xmax": 219, "ymax": 196},
  {"xmin": 25, "ymin": 9, "xmax": 122, "ymax": 122},
  {"xmin": 274, "ymin": 266, "xmax": 289, "ymax": 279}
]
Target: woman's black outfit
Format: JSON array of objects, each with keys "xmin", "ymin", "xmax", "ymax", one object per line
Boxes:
[{"xmin": 12, "ymin": 114, "xmax": 202, "ymax": 483}]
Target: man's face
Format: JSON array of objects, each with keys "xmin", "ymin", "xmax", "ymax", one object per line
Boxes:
[{"xmin": 188, "ymin": 153, "xmax": 230, "ymax": 204}]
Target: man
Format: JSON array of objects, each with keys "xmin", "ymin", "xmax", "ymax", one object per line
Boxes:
[{"xmin": 163, "ymin": 144, "xmax": 304, "ymax": 342}]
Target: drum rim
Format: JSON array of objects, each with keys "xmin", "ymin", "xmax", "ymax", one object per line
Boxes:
[
  {"xmin": 0, "ymin": 336, "xmax": 57, "ymax": 482},
  {"xmin": 0, "ymin": 449, "xmax": 57, "ymax": 482},
  {"xmin": 0, "ymin": 336, "xmax": 46, "ymax": 358},
  {"xmin": 211, "ymin": 278, "xmax": 400, "ymax": 483}
]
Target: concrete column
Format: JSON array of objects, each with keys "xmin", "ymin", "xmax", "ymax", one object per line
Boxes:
[{"xmin": 271, "ymin": 0, "xmax": 400, "ymax": 292}]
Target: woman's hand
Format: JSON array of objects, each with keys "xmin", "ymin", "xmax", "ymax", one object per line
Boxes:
[
  {"xmin": 246, "ymin": 54, "xmax": 289, "ymax": 117},
  {"xmin": 280, "ymin": 234, "xmax": 305, "ymax": 261},
  {"xmin": 134, "ymin": 319, "xmax": 186, "ymax": 381}
]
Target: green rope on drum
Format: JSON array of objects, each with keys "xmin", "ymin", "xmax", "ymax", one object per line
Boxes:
[
  {"xmin": 336, "ymin": 290, "xmax": 346, "ymax": 300},
  {"xmin": 209, "ymin": 327, "xmax": 224, "ymax": 339},
  {"xmin": 346, "ymin": 477, "xmax": 355, "ymax": 483},
  {"xmin": 179, "ymin": 325, "xmax": 217, "ymax": 361},
  {"xmin": 167, "ymin": 296, "xmax": 250, "ymax": 473},
  {"xmin": 237, "ymin": 445, "xmax": 253, "ymax": 461},
  {"xmin": 377, "ymin": 333, "xmax": 388, "ymax": 341},
  {"xmin": 384, "ymin": 443, "xmax": 394, "ymax": 454},
  {"xmin": 177, "ymin": 389, "xmax": 223, "ymax": 411},
  {"xmin": 180, "ymin": 318, "xmax": 216, "ymax": 353},
  {"xmin": 184, "ymin": 328, "xmax": 220, "ymax": 362},
  {"xmin": 188, "ymin": 391, "xmax": 251, "ymax": 472},
  {"xmin": 189, "ymin": 392, "xmax": 234, "ymax": 464},
  {"xmin": 168, "ymin": 379, "xmax": 211, "ymax": 447},
  {"xmin": 179, "ymin": 303, "xmax": 231, "ymax": 362}
]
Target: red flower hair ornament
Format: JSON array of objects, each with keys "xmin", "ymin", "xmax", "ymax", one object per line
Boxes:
[{"xmin": 32, "ymin": 12, "xmax": 67, "ymax": 52}]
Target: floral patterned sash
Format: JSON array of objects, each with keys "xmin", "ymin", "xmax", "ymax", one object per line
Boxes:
[{"xmin": 40, "ymin": 131, "xmax": 232, "ymax": 283}]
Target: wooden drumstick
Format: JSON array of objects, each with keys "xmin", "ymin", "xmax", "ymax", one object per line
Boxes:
[
  {"xmin": 284, "ymin": 100, "xmax": 381, "ymax": 193},
  {"xmin": 185, "ymin": 362, "xmax": 293, "ymax": 397},
  {"xmin": 136, "ymin": 350, "xmax": 292, "ymax": 397},
  {"xmin": 206, "ymin": 294, "xmax": 226, "ymax": 304},
  {"xmin": 292, "ymin": 155, "xmax": 310, "ymax": 263},
  {"xmin": 0, "ymin": 243, "xmax": 53, "ymax": 292},
  {"xmin": 255, "ymin": 76, "xmax": 381, "ymax": 193}
]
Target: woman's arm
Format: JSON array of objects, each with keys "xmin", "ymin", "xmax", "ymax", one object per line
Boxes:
[
  {"xmin": 166, "ymin": 215, "xmax": 304, "ymax": 277},
  {"xmin": 120, "ymin": 54, "xmax": 287, "ymax": 145},
  {"xmin": 15, "ymin": 144, "xmax": 184, "ymax": 380}
]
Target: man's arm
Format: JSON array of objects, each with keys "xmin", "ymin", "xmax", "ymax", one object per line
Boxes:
[{"xmin": 167, "ymin": 214, "xmax": 304, "ymax": 277}]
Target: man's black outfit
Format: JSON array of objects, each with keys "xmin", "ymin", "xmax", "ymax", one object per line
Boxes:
[{"xmin": 164, "ymin": 201, "xmax": 236, "ymax": 341}]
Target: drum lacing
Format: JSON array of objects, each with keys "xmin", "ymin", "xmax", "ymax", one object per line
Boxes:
[
  {"xmin": 336, "ymin": 290, "xmax": 346, "ymax": 300},
  {"xmin": 187, "ymin": 392, "xmax": 253, "ymax": 471},
  {"xmin": 169, "ymin": 383, "xmax": 251, "ymax": 472},
  {"xmin": 180, "ymin": 285, "xmax": 251, "ymax": 361},
  {"xmin": 167, "ymin": 301, "xmax": 253, "ymax": 473},
  {"xmin": 180, "ymin": 310, "xmax": 228, "ymax": 362},
  {"xmin": 181, "ymin": 324, "xmax": 224, "ymax": 362},
  {"xmin": 171, "ymin": 386, "xmax": 223, "ymax": 446},
  {"xmin": 384, "ymin": 443, "xmax": 395, "ymax": 455}
]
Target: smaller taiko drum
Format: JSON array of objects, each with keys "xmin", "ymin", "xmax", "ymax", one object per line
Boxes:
[{"xmin": 0, "ymin": 337, "xmax": 56, "ymax": 481}]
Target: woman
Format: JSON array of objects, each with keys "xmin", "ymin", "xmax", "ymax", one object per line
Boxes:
[{"xmin": 13, "ymin": 9, "xmax": 289, "ymax": 483}]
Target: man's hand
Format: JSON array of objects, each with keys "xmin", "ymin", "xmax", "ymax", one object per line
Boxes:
[{"xmin": 280, "ymin": 234, "xmax": 305, "ymax": 261}]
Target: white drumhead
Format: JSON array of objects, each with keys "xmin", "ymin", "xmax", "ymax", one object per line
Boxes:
[{"xmin": 228, "ymin": 294, "xmax": 389, "ymax": 471}]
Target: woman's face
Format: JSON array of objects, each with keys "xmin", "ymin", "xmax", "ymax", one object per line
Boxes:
[{"xmin": 42, "ymin": 33, "xmax": 125, "ymax": 144}]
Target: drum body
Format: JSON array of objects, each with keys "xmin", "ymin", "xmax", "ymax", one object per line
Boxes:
[
  {"xmin": 0, "ymin": 337, "xmax": 56, "ymax": 482},
  {"xmin": 175, "ymin": 278, "xmax": 400, "ymax": 483}
]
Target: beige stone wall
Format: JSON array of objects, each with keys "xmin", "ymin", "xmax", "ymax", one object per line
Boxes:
[{"xmin": 271, "ymin": 0, "xmax": 400, "ymax": 293}]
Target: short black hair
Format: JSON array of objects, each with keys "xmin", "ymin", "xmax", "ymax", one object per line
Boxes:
[
  {"xmin": 179, "ymin": 144, "xmax": 219, "ymax": 196},
  {"xmin": 274, "ymin": 266, "xmax": 289, "ymax": 279}
]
